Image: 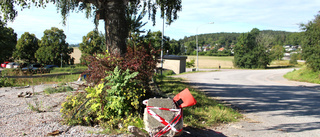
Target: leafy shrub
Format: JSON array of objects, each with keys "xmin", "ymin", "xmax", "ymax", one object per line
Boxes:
[
  {"xmin": 84, "ymin": 44, "xmax": 159, "ymax": 94},
  {"xmin": 162, "ymin": 69, "xmax": 175, "ymax": 76},
  {"xmin": 1, "ymin": 68, "xmax": 23, "ymax": 76},
  {"xmin": 289, "ymin": 53, "xmax": 298, "ymax": 65},
  {"xmin": 61, "ymin": 67, "xmax": 145, "ymax": 131},
  {"xmin": 186, "ymin": 59, "xmax": 195, "ymax": 68},
  {"xmin": 0, "ymin": 77, "xmax": 13, "ymax": 87}
]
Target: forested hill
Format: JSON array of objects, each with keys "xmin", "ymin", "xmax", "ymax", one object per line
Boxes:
[{"xmin": 180, "ymin": 30, "xmax": 303, "ymax": 49}]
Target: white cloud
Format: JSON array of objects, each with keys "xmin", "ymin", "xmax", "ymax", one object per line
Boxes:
[
  {"xmin": 7, "ymin": 4, "xmax": 103, "ymax": 44},
  {"xmin": 6, "ymin": 0, "xmax": 320, "ymax": 43},
  {"xmin": 143, "ymin": 0, "xmax": 320, "ymax": 40}
]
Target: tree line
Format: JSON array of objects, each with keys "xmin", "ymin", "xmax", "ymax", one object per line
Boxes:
[
  {"xmin": 172, "ymin": 30, "xmax": 304, "ymax": 56},
  {"xmin": 0, "ymin": 23, "xmax": 74, "ymax": 66}
]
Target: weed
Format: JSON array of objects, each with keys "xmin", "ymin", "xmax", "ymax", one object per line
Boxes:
[
  {"xmin": 27, "ymin": 98, "xmax": 45, "ymax": 113},
  {"xmin": 44, "ymin": 86, "xmax": 74, "ymax": 94}
]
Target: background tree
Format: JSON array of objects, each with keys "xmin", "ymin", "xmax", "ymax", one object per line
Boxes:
[
  {"xmin": 35, "ymin": 27, "xmax": 74, "ymax": 66},
  {"xmin": 13, "ymin": 32, "xmax": 39, "ymax": 63},
  {"xmin": 143, "ymin": 31, "xmax": 170, "ymax": 51},
  {"xmin": 79, "ymin": 30, "xmax": 105, "ymax": 64},
  {"xmin": 168, "ymin": 39, "xmax": 181, "ymax": 55},
  {"xmin": 286, "ymin": 32, "xmax": 304, "ymax": 46},
  {"xmin": 301, "ymin": 12, "xmax": 320, "ymax": 71},
  {"xmin": 289, "ymin": 53, "xmax": 299, "ymax": 65},
  {"xmin": 0, "ymin": 18, "xmax": 17, "ymax": 63},
  {"xmin": 269, "ymin": 45, "xmax": 285, "ymax": 61},
  {"xmin": 234, "ymin": 28, "xmax": 271, "ymax": 69},
  {"xmin": 1, "ymin": 0, "xmax": 182, "ymax": 55}
]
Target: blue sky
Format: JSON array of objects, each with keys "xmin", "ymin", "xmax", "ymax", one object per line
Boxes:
[{"xmin": 6, "ymin": 0, "xmax": 320, "ymax": 44}]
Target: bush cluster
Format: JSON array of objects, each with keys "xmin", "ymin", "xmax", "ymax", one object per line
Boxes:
[
  {"xmin": 0, "ymin": 77, "xmax": 13, "ymax": 87},
  {"xmin": 61, "ymin": 45, "xmax": 159, "ymax": 131},
  {"xmin": 61, "ymin": 67, "xmax": 146, "ymax": 130}
]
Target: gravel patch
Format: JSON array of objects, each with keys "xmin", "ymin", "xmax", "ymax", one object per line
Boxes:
[{"xmin": 0, "ymin": 82, "xmax": 130, "ymax": 137}]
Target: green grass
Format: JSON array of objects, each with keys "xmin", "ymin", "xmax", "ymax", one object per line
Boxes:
[
  {"xmin": 156, "ymin": 76, "xmax": 242, "ymax": 128},
  {"xmin": 284, "ymin": 66, "xmax": 320, "ymax": 84},
  {"xmin": 0, "ymin": 66, "xmax": 84, "ymax": 87},
  {"xmin": 44, "ymin": 85, "xmax": 74, "ymax": 94},
  {"xmin": 187, "ymin": 56, "xmax": 234, "ymax": 61},
  {"xmin": 50, "ymin": 66, "xmax": 87, "ymax": 73},
  {"xmin": 268, "ymin": 60, "xmax": 304, "ymax": 69},
  {"xmin": 3, "ymin": 74, "xmax": 80, "ymax": 87}
]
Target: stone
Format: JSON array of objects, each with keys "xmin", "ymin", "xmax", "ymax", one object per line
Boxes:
[
  {"xmin": 144, "ymin": 98, "xmax": 183, "ymax": 137},
  {"xmin": 128, "ymin": 126, "xmax": 149, "ymax": 137}
]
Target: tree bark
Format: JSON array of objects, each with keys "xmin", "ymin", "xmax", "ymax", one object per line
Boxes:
[{"xmin": 103, "ymin": 0, "xmax": 128, "ymax": 55}]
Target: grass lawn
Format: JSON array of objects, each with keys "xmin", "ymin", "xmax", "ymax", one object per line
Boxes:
[
  {"xmin": 0, "ymin": 66, "xmax": 87, "ymax": 87},
  {"xmin": 156, "ymin": 75, "xmax": 242, "ymax": 128},
  {"xmin": 284, "ymin": 66, "xmax": 320, "ymax": 84},
  {"xmin": 187, "ymin": 56, "xmax": 234, "ymax": 69}
]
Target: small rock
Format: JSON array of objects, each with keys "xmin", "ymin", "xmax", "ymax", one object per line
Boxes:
[
  {"xmin": 128, "ymin": 126, "xmax": 149, "ymax": 137},
  {"xmin": 18, "ymin": 92, "xmax": 24, "ymax": 98},
  {"xmin": 231, "ymin": 125, "xmax": 243, "ymax": 129}
]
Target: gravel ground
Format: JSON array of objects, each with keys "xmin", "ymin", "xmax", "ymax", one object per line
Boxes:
[
  {"xmin": 0, "ymin": 82, "xmax": 132, "ymax": 137},
  {"xmin": 0, "ymin": 80, "xmax": 227, "ymax": 137}
]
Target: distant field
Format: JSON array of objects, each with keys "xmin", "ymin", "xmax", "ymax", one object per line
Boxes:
[
  {"xmin": 186, "ymin": 55, "xmax": 302, "ymax": 69},
  {"xmin": 187, "ymin": 56, "xmax": 234, "ymax": 69},
  {"xmin": 71, "ymin": 47, "xmax": 81, "ymax": 64}
]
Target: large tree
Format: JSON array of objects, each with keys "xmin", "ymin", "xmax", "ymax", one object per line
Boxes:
[
  {"xmin": 13, "ymin": 32, "xmax": 39, "ymax": 63},
  {"xmin": 35, "ymin": 27, "xmax": 74, "ymax": 66},
  {"xmin": 1, "ymin": 0, "xmax": 182, "ymax": 55},
  {"xmin": 79, "ymin": 30, "xmax": 105, "ymax": 63},
  {"xmin": 301, "ymin": 12, "xmax": 320, "ymax": 71},
  {"xmin": 0, "ymin": 18, "xmax": 17, "ymax": 63},
  {"xmin": 234, "ymin": 28, "xmax": 271, "ymax": 69}
]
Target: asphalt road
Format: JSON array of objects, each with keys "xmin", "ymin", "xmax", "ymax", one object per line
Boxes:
[{"xmin": 174, "ymin": 69, "xmax": 320, "ymax": 137}]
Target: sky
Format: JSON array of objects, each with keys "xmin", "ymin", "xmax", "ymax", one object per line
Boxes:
[{"xmin": 6, "ymin": 0, "xmax": 320, "ymax": 44}]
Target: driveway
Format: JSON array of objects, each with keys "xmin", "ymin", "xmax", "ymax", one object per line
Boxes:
[{"xmin": 174, "ymin": 69, "xmax": 320, "ymax": 137}]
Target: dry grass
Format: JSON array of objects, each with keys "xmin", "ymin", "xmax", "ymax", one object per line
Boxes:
[
  {"xmin": 187, "ymin": 56, "xmax": 234, "ymax": 69},
  {"xmin": 71, "ymin": 47, "xmax": 81, "ymax": 64}
]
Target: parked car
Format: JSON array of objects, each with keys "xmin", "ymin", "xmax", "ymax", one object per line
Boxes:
[
  {"xmin": 6, "ymin": 62, "xmax": 20, "ymax": 69},
  {"xmin": 1, "ymin": 62, "xmax": 10, "ymax": 68},
  {"xmin": 43, "ymin": 65, "xmax": 59, "ymax": 73},
  {"xmin": 22, "ymin": 64, "xmax": 42, "ymax": 73}
]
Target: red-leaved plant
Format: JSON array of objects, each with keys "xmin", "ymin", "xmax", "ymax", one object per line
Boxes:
[{"xmin": 84, "ymin": 44, "xmax": 160, "ymax": 93}]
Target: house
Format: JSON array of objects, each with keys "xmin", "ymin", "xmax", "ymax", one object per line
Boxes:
[
  {"xmin": 203, "ymin": 47, "xmax": 210, "ymax": 52},
  {"xmin": 218, "ymin": 47, "xmax": 225, "ymax": 51}
]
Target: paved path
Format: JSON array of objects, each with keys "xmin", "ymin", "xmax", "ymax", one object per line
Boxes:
[{"xmin": 174, "ymin": 69, "xmax": 320, "ymax": 137}]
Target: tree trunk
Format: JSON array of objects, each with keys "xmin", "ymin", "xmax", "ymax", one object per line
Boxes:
[{"xmin": 103, "ymin": 0, "xmax": 128, "ymax": 55}]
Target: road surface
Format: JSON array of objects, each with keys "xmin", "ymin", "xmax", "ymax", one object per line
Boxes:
[{"xmin": 174, "ymin": 69, "xmax": 320, "ymax": 137}]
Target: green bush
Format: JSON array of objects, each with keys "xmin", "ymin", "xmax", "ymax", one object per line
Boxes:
[
  {"xmin": 0, "ymin": 77, "xmax": 13, "ymax": 87},
  {"xmin": 289, "ymin": 53, "xmax": 298, "ymax": 65},
  {"xmin": 186, "ymin": 59, "xmax": 195, "ymax": 68},
  {"xmin": 61, "ymin": 66, "xmax": 145, "ymax": 131}
]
